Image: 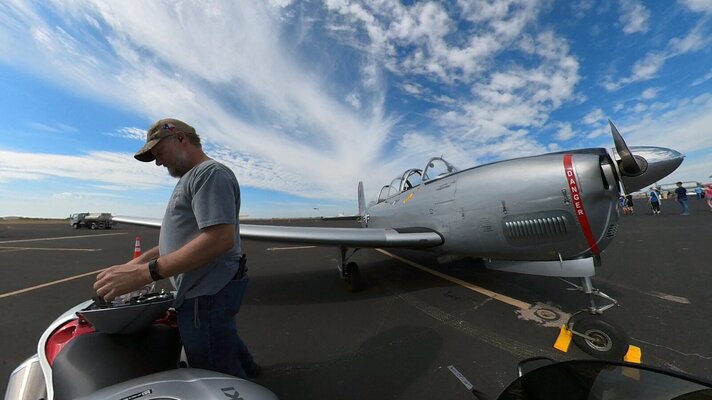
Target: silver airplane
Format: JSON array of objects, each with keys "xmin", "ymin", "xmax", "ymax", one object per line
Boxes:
[{"xmin": 115, "ymin": 121, "xmax": 683, "ymax": 359}]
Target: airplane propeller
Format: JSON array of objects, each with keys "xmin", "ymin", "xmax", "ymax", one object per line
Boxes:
[
  {"xmin": 609, "ymin": 120, "xmax": 647, "ymax": 177},
  {"xmin": 608, "ymin": 120, "xmax": 684, "ymax": 193}
]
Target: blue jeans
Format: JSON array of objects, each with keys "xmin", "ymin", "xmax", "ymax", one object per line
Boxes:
[
  {"xmin": 176, "ymin": 275, "xmax": 255, "ymax": 378},
  {"xmin": 678, "ymin": 199, "xmax": 689, "ymax": 214}
]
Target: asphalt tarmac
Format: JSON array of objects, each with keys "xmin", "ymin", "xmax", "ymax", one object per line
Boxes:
[{"xmin": 1, "ymin": 197, "xmax": 711, "ymax": 399}]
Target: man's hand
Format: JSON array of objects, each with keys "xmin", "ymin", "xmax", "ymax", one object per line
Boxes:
[{"xmin": 94, "ymin": 261, "xmax": 152, "ymax": 302}]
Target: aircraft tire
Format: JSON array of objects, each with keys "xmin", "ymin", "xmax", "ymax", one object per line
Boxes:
[
  {"xmin": 344, "ymin": 262, "xmax": 361, "ymax": 293},
  {"xmin": 72, "ymin": 224, "xmax": 78, "ymax": 229},
  {"xmin": 572, "ymin": 315, "xmax": 628, "ymax": 361}
]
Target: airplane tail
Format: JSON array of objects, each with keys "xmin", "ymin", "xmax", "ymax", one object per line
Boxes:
[{"xmin": 357, "ymin": 181, "xmax": 366, "ymax": 227}]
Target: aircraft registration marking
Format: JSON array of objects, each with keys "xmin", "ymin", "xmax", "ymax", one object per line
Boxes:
[
  {"xmin": 376, "ymin": 249, "xmax": 531, "ymax": 310},
  {"xmin": 563, "ymin": 154, "xmax": 601, "ymax": 255}
]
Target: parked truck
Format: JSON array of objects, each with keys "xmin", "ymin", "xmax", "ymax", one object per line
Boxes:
[{"xmin": 69, "ymin": 212, "xmax": 115, "ymax": 229}]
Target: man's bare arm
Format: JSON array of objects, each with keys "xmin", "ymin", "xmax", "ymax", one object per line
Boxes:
[
  {"xmin": 152, "ymin": 224, "xmax": 235, "ymax": 278},
  {"xmin": 94, "ymin": 224, "xmax": 235, "ymax": 301}
]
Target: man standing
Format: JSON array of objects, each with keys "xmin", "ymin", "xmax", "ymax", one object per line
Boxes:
[
  {"xmin": 648, "ymin": 187, "xmax": 661, "ymax": 215},
  {"xmin": 674, "ymin": 181, "xmax": 690, "ymax": 215},
  {"xmin": 94, "ymin": 118, "xmax": 259, "ymax": 379}
]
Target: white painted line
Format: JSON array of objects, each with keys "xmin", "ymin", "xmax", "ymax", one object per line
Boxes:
[
  {"xmin": 376, "ymin": 249, "xmax": 532, "ymax": 310},
  {"xmin": 0, "ymin": 268, "xmax": 107, "ymax": 299},
  {"xmin": 0, "ymin": 232, "xmax": 126, "ymax": 244},
  {"xmin": 0, "ymin": 246, "xmax": 101, "ymax": 252},
  {"xmin": 649, "ymin": 291, "xmax": 691, "ymax": 304},
  {"xmin": 447, "ymin": 365, "xmax": 474, "ymax": 391},
  {"xmin": 266, "ymin": 245, "xmax": 318, "ymax": 251},
  {"xmin": 397, "ymin": 291, "xmax": 561, "ymax": 360},
  {"xmin": 596, "ymin": 278, "xmax": 691, "ymax": 305}
]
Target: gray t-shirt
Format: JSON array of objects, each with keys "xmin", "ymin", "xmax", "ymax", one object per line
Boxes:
[{"xmin": 159, "ymin": 159, "xmax": 242, "ymax": 308}]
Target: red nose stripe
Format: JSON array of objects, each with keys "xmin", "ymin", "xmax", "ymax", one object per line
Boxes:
[{"xmin": 564, "ymin": 154, "xmax": 601, "ymax": 255}]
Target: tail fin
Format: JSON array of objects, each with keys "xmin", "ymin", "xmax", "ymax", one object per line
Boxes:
[{"xmin": 357, "ymin": 181, "xmax": 366, "ymax": 227}]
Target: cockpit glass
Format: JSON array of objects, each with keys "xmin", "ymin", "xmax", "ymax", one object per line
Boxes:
[
  {"xmin": 375, "ymin": 159, "xmax": 458, "ymax": 203},
  {"xmin": 423, "ymin": 158, "xmax": 457, "ymax": 181},
  {"xmin": 377, "ymin": 185, "xmax": 391, "ymax": 202},
  {"xmin": 388, "ymin": 177, "xmax": 402, "ymax": 197},
  {"xmin": 401, "ymin": 169, "xmax": 423, "ymax": 191}
]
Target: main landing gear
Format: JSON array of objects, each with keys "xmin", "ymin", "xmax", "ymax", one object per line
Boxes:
[
  {"xmin": 560, "ymin": 276, "xmax": 629, "ymax": 360},
  {"xmin": 338, "ymin": 246, "xmax": 362, "ymax": 293}
]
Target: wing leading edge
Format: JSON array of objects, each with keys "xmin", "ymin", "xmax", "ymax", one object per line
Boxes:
[{"xmin": 113, "ymin": 216, "xmax": 443, "ymax": 249}]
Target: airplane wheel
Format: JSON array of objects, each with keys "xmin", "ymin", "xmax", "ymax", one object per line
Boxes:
[
  {"xmin": 572, "ymin": 315, "xmax": 628, "ymax": 360},
  {"xmin": 72, "ymin": 224, "xmax": 78, "ymax": 229},
  {"xmin": 344, "ymin": 262, "xmax": 361, "ymax": 293}
]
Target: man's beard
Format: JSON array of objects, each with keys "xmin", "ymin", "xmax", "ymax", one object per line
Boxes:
[{"xmin": 168, "ymin": 151, "xmax": 190, "ymax": 177}]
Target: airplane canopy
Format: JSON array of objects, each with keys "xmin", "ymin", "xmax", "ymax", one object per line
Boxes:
[{"xmin": 376, "ymin": 157, "xmax": 458, "ymax": 203}]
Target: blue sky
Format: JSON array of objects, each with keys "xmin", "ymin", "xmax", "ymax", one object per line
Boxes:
[{"xmin": 0, "ymin": 0, "xmax": 711, "ymax": 219}]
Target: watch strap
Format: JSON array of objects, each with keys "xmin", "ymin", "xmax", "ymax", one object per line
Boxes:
[{"xmin": 148, "ymin": 258, "xmax": 164, "ymax": 281}]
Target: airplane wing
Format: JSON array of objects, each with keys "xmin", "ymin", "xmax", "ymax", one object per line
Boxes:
[{"xmin": 112, "ymin": 216, "xmax": 443, "ymax": 248}]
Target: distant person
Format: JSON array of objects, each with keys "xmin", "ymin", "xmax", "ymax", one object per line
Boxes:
[
  {"xmin": 648, "ymin": 187, "xmax": 661, "ymax": 215},
  {"xmin": 705, "ymin": 184, "xmax": 712, "ymax": 212},
  {"xmin": 625, "ymin": 194, "xmax": 634, "ymax": 214},
  {"xmin": 674, "ymin": 181, "xmax": 690, "ymax": 215},
  {"xmin": 94, "ymin": 118, "xmax": 259, "ymax": 379},
  {"xmin": 695, "ymin": 186, "xmax": 703, "ymax": 199}
]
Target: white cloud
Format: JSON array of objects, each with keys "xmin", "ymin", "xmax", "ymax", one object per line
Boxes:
[
  {"xmin": 410, "ymin": 29, "xmax": 581, "ymax": 164},
  {"xmin": 554, "ymin": 122, "xmax": 576, "ymax": 141},
  {"xmin": 633, "ymin": 103, "xmax": 648, "ymax": 113},
  {"xmin": 680, "ymin": 0, "xmax": 712, "ymax": 13},
  {"xmin": 585, "ymin": 124, "xmax": 610, "ymax": 139},
  {"xmin": 26, "ymin": 121, "xmax": 77, "ymax": 134},
  {"xmin": 618, "ymin": 0, "xmax": 650, "ymax": 34},
  {"xmin": 326, "ymin": 0, "xmax": 542, "ymax": 83},
  {"xmin": 583, "ymin": 108, "xmax": 605, "ymax": 125},
  {"xmin": 0, "ymin": 1, "xmax": 708, "ymax": 218},
  {"xmin": 640, "ymin": 87, "xmax": 659, "ymax": 99},
  {"xmin": 572, "ymin": 0, "xmax": 596, "ymax": 18},
  {"xmin": 692, "ymin": 69, "xmax": 712, "ymax": 86},
  {"xmin": 603, "ymin": 19, "xmax": 711, "ymax": 91},
  {"xmin": 109, "ymin": 127, "xmax": 146, "ymax": 141},
  {"xmin": 632, "ymin": 52, "xmax": 666, "ymax": 78},
  {"xmin": 401, "ymin": 82, "xmax": 423, "ymax": 95},
  {"xmin": 345, "ymin": 92, "xmax": 361, "ymax": 109},
  {"xmin": 612, "ymin": 94, "xmax": 712, "ymax": 157},
  {"xmin": 0, "ymin": 1, "xmax": 397, "ymax": 200},
  {"xmin": 0, "ymin": 150, "xmax": 171, "ymax": 189}
]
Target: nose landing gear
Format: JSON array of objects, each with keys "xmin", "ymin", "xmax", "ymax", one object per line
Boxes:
[{"xmin": 559, "ymin": 276, "xmax": 630, "ymax": 360}]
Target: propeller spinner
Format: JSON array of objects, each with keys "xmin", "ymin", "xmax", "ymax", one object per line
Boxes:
[{"xmin": 608, "ymin": 120, "xmax": 684, "ymax": 193}]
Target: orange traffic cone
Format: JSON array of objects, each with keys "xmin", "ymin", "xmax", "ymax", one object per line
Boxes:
[{"xmin": 133, "ymin": 236, "xmax": 142, "ymax": 259}]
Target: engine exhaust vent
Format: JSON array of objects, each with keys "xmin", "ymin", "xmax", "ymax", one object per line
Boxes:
[{"xmin": 503, "ymin": 212, "xmax": 572, "ymax": 246}]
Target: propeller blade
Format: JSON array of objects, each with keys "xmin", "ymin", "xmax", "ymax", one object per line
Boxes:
[{"xmin": 610, "ymin": 120, "xmax": 646, "ymax": 176}]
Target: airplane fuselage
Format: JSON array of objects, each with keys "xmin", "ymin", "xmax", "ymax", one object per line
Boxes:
[{"xmin": 366, "ymin": 151, "xmax": 622, "ymax": 262}]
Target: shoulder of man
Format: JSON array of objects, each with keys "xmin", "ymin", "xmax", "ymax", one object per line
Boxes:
[{"xmin": 193, "ymin": 160, "xmax": 237, "ymax": 180}]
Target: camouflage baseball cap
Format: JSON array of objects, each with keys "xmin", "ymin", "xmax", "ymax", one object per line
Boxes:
[{"xmin": 134, "ymin": 118, "xmax": 197, "ymax": 162}]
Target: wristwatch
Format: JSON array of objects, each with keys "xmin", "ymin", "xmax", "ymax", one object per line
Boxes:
[{"xmin": 148, "ymin": 258, "xmax": 164, "ymax": 281}]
